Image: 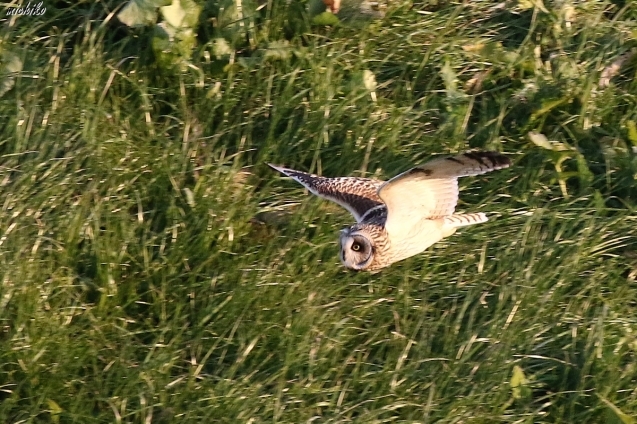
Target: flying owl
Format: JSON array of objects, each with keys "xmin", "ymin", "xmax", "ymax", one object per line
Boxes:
[{"xmin": 269, "ymin": 151, "xmax": 511, "ymax": 271}]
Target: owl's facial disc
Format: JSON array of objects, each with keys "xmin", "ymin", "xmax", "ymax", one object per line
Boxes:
[{"xmin": 339, "ymin": 229, "xmax": 374, "ymax": 271}]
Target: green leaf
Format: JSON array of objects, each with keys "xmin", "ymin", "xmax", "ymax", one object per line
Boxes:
[
  {"xmin": 160, "ymin": 0, "xmax": 201, "ymax": 29},
  {"xmin": 0, "ymin": 49, "xmax": 23, "ymax": 97},
  {"xmin": 308, "ymin": 0, "xmax": 329, "ymax": 17},
  {"xmin": 510, "ymin": 365, "xmax": 529, "ymax": 400},
  {"xmin": 155, "ymin": 20, "xmax": 177, "ymax": 39},
  {"xmin": 151, "ymin": 0, "xmax": 199, "ymax": 70},
  {"xmin": 179, "ymin": 0, "xmax": 201, "ymax": 28},
  {"xmin": 160, "ymin": 0, "xmax": 186, "ymax": 28},
  {"xmin": 362, "ymin": 69, "xmax": 377, "ymax": 92},
  {"xmin": 47, "ymin": 399, "xmax": 63, "ymax": 424},
  {"xmin": 626, "ymin": 120, "xmax": 637, "ymax": 148},
  {"xmin": 312, "ymin": 11, "xmax": 340, "ymax": 26},
  {"xmin": 528, "ymin": 132, "xmax": 573, "ymax": 152},
  {"xmin": 217, "ymin": 0, "xmax": 258, "ymax": 44},
  {"xmin": 152, "ymin": 22, "xmax": 197, "ymax": 69},
  {"xmin": 528, "ymin": 132, "xmax": 554, "ymax": 150},
  {"xmin": 118, "ymin": 0, "xmax": 170, "ymax": 27}
]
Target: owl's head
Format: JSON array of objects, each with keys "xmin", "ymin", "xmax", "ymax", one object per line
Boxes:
[{"xmin": 339, "ymin": 227, "xmax": 375, "ymax": 271}]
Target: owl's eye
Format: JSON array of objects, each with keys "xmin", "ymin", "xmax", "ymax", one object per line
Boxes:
[{"xmin": 351, "ymin": 242, "xmax": 362, "ymax": 252}]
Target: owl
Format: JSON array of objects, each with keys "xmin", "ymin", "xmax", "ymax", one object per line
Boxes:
[{"xmin": 269, "ymin": 151, "xmax": 511, "ymax": 271}]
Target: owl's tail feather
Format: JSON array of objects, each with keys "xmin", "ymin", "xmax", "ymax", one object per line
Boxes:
[{"xmin": 444, "ymin": 213, "xmax": 488, "ymax": 228}]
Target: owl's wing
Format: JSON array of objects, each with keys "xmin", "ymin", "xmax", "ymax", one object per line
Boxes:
[
  {"xmin": 377, "ymin": 151, "xmax": 511, "ymax": 239},
  {"xmin": 269, "ymin": 164, "xmax": 385, "ymax": 223}
]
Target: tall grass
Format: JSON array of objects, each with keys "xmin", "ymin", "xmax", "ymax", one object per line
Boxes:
[{"xmin": 1, "ymin": 0, "xmax": 636, "ymax": 422}]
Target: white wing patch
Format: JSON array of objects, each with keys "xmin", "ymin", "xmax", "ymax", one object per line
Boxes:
[
  {"xmin": 379, "ymin": 177, "xmax": 459, "ymax": 240},
  {"xmin": 378, "ymin": 152, "xmax": 510, "ymax": 241}
]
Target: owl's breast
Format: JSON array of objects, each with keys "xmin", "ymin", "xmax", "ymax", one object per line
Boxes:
[{"xmin": 382, "ymin": 218, "xmax": 446, "ymax": 266}]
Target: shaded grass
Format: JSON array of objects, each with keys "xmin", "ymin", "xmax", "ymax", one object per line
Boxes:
[{"xmin": 1, "ymin": 0, "xmax": 637, "ymax": 422}]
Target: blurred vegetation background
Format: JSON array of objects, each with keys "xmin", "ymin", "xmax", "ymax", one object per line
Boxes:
[{"xmin": 1, "ymin": 0, "xmax": 637, "ymax": 422}]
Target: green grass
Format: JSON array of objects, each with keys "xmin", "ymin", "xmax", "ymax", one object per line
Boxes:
[{"xmin": 1, "ymin": 0, "xmax": 637, "ymax": 422}]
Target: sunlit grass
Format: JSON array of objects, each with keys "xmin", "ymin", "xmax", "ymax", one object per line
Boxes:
[{"xmin": 1, "ymin": 1, "xmax": 636, "ymax": 422}]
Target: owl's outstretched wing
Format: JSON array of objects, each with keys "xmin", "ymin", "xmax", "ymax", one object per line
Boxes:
[
  {"xmin": 377, "ymin": 151, "xmax": 511, "ymax": 239},
  {"xmin": 269, "ymin": 164, "xmax": 385, "ymax": 223}
]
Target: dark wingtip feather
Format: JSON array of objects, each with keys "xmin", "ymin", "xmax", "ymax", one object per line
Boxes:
[{"xmin": 464, "ymin": 151, "xmax": 511, "ymax": 169}]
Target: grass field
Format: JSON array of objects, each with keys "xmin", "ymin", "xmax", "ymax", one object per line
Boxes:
[{"xmin": 1, "ymin": 0, "xmax": 637, "ymax": 422}]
